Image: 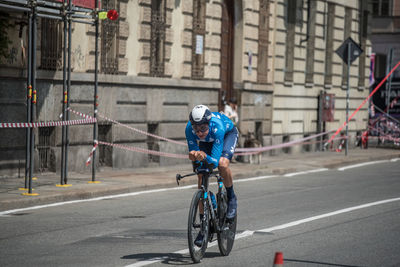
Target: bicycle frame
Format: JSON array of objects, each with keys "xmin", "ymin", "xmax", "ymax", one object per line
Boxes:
[
  {"xmin": 200, "ymin": 171, "xmax": 225, "ymax": 233},
  {"xmin": 177, "ymin": 160, "xmax": 236, "ymax": 262},
  {"xmin": 176, "ymin": 163, "xmax": 225, "ymax": 234}
]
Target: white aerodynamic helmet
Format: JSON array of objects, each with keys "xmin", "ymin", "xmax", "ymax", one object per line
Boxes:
[{"xmin": 189, "ymin": 105, "xmax": 212, "ymax": 125}]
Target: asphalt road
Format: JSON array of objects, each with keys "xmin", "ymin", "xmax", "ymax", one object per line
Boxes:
[{"xmin": 1, "ymin": 159, "xmax": 400, "ymax": 267}]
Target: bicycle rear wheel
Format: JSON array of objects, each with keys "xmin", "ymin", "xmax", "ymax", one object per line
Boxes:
[
  {"xmin": 188, "ymin": 189, "xmax": 209, "ymax": 263},
  {"xmin": 217, "ymin": 191, "xmax": 237, "ymax": 256}
]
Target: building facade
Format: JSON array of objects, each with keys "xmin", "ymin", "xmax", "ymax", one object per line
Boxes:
[
  {"xmin": 370, "ymin": 0, "xmax": 400, "ymax": 119},
  {"xmin": 0, "ymin": 0, "xmax": 372, "ymax": 177}
]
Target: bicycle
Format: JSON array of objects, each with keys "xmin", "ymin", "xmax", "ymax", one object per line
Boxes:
[{"xmin": 176, "ymin": 160, "xmax": 237, "ymax": 263}]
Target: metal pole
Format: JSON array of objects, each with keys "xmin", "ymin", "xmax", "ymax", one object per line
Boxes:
[
  {"xmin": 92, "ymin": 2, "xmax": 99, "ymax": 182},
  {"xmin": 25, "ymin": 10, "xmax": 33, "ymax": 189},
  {"xmin": 29, "ymin": 0, "xmax": 37, "ymax": 194},
  {"xmin": 64, "ymin": 0, "xmax": 72, "ymax": 184},
  {"xmin": 345, "ymin": 42, "xmax": 351, "ymax": 156},
  {"xmin": 60, "ymin": 0, "xmax": 67, "ymax": 185},
  {"xmin": 386, "ymin": 48, "xmax": 394, "ymax": 116},
  {"xmin": 317, "ymin": 91, "xmax": 323, "ymax": 151}
]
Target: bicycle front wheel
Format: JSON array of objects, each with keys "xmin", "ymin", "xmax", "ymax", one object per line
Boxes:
[
  {"xmin": 217, "ymin": 191, "xmax": 237, "ymax": 256},
  {"xmin": 188, "ymin": 189, "xmax": 209, "ymax": 263}
]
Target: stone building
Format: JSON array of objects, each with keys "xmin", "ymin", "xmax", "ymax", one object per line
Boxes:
[{"xmin": 0, "ymin": 0, "xmax": 371, "ymax": 177}]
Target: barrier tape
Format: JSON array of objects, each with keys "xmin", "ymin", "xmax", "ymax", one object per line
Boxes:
[
  {"xmin": 97, "ymin": 113, "xmax": 187, "ymax": 146},
  {"xmin": 0, "ymin": 118, "xmax": 96, "ymax": 128},
  {"xmin": 98, "ymin": 141, "xmax": 188, "ymax": 159},
  {"xmin": 86, "ymin": 140, "xmax": 98, "ymax": 166},
  {"xmin": 66, "ymin": 108, "xmax": 95, "ymax": 121},
  {"xmin": 66, "ymin": 108, "xmax": 187, "ymax": 146},
  {"xmin": 236, "ymin": 131, "xmax": 332, "ymax": 153}
]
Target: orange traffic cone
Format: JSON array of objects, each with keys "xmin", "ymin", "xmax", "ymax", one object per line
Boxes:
[{"xmin": 273, "ymin": 252, "xmax": 283, "ymax": 266}]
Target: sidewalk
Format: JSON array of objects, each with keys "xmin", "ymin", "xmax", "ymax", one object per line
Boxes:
[{"xmin": 1, "ymin": 148, "xmax": 399, "ymax": 212}]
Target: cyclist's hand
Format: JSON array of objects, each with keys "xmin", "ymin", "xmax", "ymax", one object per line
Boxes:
[
  {"xmin": 189, "ymin": 151, "xmax": 197, "ymax": 161},
  {"xmin": 195, "ymin": 151, "xmax": 207, "ymax": 161}
]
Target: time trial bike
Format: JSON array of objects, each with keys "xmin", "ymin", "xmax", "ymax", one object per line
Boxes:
[{"xmin": 176, "ymin": 161, "xmax": 237, "ymax": 263}]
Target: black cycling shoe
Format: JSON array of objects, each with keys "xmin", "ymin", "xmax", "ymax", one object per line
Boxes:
[
  {"xmin": 226, "ymin": 196, "xmax": 237, "ymax": 220},
  {"xmin": 194, "ymin": 232, "xmax": 204, "ymax": 247}
]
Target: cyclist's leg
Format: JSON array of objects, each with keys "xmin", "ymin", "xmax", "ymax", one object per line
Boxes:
[{"xmin": 218, "ymin": 127, "xmax": 238, "ymax": 219}]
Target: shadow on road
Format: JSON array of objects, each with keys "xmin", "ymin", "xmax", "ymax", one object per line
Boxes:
[
  {"xmin": 122, "ymin": 251, "xmax": 221, "ymax": 265},
  {"xmin": 285, "ymin": 258, "xmax": 364, "ymax": 267}
]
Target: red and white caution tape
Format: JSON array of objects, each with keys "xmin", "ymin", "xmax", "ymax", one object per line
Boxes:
[
  {"xmin": 98, "ymin": 141, "xmax": 187, "ymax": 159},
  {"xmin": 0, "ymin": 118, "xmax": 96, "ymax": 128},
  {"xmin": 67, "ymin": 108, "xmax": 95, "ymax": 120},
  {"xmin": 67, "ymin": 108, "xmax": 186, "ymax": 146},
  {"xmin": 236, "ymin": 131, "xmax": 332, "ymax": 154},
  {"xmin": 86, "ymin": 140, "xmax": 99, "ymax": 166},
  {"xmin": 97, "ymin": 113, "xmax": 186, "ymax": 146}
]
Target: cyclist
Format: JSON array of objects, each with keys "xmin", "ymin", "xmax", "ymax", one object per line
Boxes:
[{"xmin": 185, "ymin": 104, "xmax": 239, "ymax": 247}]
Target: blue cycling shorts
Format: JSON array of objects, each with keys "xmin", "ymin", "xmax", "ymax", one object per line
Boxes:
[{"xmin": 199, "ymin": 127, "xmax": 239, "ymax": 161}]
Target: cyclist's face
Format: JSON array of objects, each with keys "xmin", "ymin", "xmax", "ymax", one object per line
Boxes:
[{"xmin": 192, "ymin": 123, "xmax": 209, "ymax": 139}]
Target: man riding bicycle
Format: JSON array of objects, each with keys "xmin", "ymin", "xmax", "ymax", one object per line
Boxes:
[{"xmin": 185, "ymin": 104, "xmax": 239, "ymax": 246}]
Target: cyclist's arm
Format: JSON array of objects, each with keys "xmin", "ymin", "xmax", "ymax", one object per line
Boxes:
[
  {"xmin": 205, "ymin": 130, "xmax": 224, "ymax": 168},
  {"xmin": 185, "ymin": 122, "xmax": 200, "ymax": 152}
]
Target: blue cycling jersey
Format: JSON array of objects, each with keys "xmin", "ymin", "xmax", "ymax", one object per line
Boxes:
[{"xmin": 185, "ymin": 112, "xmax": 234, "ymax": 167}]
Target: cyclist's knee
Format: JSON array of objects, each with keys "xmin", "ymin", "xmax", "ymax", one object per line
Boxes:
[{"xmin": 218, "ymin": 157, "xmax": 230, "ymax": 170}]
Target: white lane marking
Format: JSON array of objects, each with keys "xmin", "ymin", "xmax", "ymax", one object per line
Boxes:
[
  {"xmin": 391, "ymin": 158, "xmax": 400, "ymax": 162},
  {"xmin": 124, "ymin": 197, "xmax": 400, "ymax": 267},
  {"xmin": 0, "ymin": 184, "xmax": 197, "ymax": 217},
  {"xmin": 235, "ymin": 175, "xmax": 278, "ymax": 183},
  {"xmin": 284, "ymin": 168, "xmax": 328, "ymax": 177},
  {"xmin": 258, "ymin": 197, "xmax": 400, "ymax": 232},
  {"xmin": 0, "ymin": 174, "xmax": 282, "ymax": 217},
  {"xmin": 338, "ymin": 160, "xmax": 390, "ymax": 171},
  {"xmin": 125, "ymin": 230, "xmax": 256, "ymax": 267}
]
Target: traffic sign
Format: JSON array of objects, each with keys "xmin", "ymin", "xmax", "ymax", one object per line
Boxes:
[{"xmin": 335, "ymin": 37, "xmax": 363, "ymax": 65}]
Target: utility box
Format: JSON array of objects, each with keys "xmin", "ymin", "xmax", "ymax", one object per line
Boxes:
[{"xmin": 322, "ymin": 93, "xmax": 335, "ymax": 122}]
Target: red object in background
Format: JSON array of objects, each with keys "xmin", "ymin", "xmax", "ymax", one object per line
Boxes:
[
  {"xmin": 107, "ymin": 9, "xmax": 119, "ymax": 20},
  {"xmin": 273, "ymin": 252, "xmax": 284, "ymax": 266},
  {"xmin": 53, "ymin": 0, "xmax": 97, "ymax": 10},
  {"xmin": 322, "ymin": 93, "xmax": 335, "ymax": 122},
  {"xmin": 361, "ymin": 130, "xmax": 368, "ymax": 149}
]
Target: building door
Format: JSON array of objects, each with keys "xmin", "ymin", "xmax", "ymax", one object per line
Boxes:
[{"xmin": 220, "ymin": 0, "xmax": 234, "ymax": 110}]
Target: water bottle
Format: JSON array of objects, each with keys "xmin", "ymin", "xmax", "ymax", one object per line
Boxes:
[{"xmin": 210, "ymin": 192, "xmax": 217, "ymax": 210}]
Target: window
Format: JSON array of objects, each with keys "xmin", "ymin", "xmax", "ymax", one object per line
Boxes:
[
  {"xmin": 101, "ymin": 0, "xmax": 119, "ymax": 74},
  {"xmin": 342, "ymin": 7, "xmax": 352, "ymax": 88},
  {"xmin": 372, "ymin": 0, "xmax": 391, "ymax": 16},
  {"xmin": 324, "ymin": 3, "xmax": 335, "ymax": 86},
  {"xmin": 150, "ymin": 0, "xmax": 166, "ymax": 77},
  {"xmin": 40, "ymin": 18, "xmax": 62, "ymax": 70},
  {"xmin": 98, "ymin": 124, "xmax": 112, "ymax": 167},
  {"xmin": 38, "ymin": 127, "xmax": 55, "ymax": 172},
  {"xmin": 147, "ymin": 123, "xmax": 160, "ymax": 163},
  {"xmin": 305, "ymin": 0, "xmax": 316, "ymax": 84},
  {"xmin": 284, "ymin": 0, "xmax": 297, "ymax": 82},
  {"xmin": 358, "ymin": 9, "xmax": 369, "ymax": 89},
  {"xmin": 257, "ymin": 0, "xmax": 270, "ymax": 84},
  {"xmin": 192, "ymin": 0, "xmax": 206, "ymax": 79}
]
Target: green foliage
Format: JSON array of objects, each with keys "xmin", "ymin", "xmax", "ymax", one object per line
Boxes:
[{"xmin": 0, "ymin": 12, "xmax": 12, "ymax": 62}]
